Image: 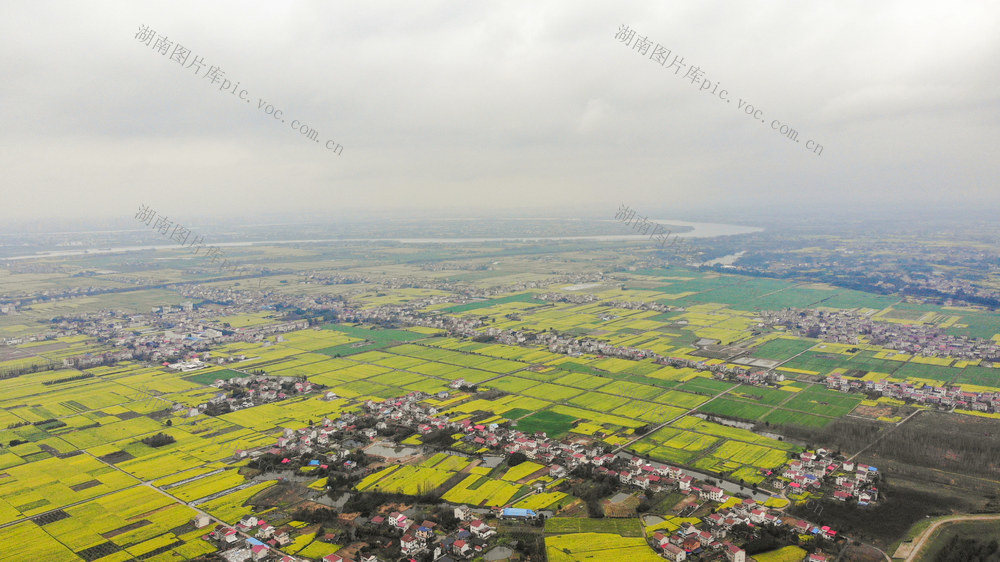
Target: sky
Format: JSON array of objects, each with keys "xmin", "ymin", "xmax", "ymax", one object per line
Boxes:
[{"xmin": 1, "ymin": 1, "xmax": 998, "ymax": 226}]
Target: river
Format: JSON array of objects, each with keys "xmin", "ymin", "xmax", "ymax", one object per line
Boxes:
[{"xmin": 0, "ymin": 219, "xmax": 763, "ymax": 261}]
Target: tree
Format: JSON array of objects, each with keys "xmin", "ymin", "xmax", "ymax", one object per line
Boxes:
[
  {"xmin": 141, "ymin": 433, "xmax": 176, "ymax": 447},
  {"xmin": 508, "ymin": 452, "xmax": 528, "ymax": 466},
  {"xmin": 165, "ymin": 419, "xmax": 173, "ymax": 427}
]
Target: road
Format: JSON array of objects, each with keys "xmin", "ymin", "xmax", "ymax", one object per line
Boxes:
[{"xmin": 903, "ymin": 513, "xmax": 1000, "ymax": 562}]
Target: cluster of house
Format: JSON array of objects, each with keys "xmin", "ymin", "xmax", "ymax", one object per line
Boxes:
[
  {"xmin": 360, "ymin": 391, "xmax": 627, "ymax": 476},
  {"xmin": 237, "ymin": 415, "xmax": 366, "ymax": 461},
  {"xmin": 205, "ymin": 503, "xmax": 513, "ymax": 562},
  {"xmin": 216, "ymin": 388, "xmax": 855, "ymax": 562},
  {"xmin": 771, "ymin": 449, "xmax": 879, "ymax": 506},
  {"xmin": 652, "ymin": 522, "xmax": 747, "ymax": 562},
  {"xmin": 649, "ymin": 490, "xmax": 838, "ymax": 561},
  {"xmin": 204, "ymin": 514, "xmax": 298, "ymax": 562},
  {"xmin": 761, "ymin": 307, "xmax": 1000, "ymax": 361},
  {"xmin": 60, "ymin": 349, "xmax": 135, "ymax": 368},
  {"xmin": 826, "ymin": 373, "xmax": 1000, "ymax": 412},
  {"xmin": 609, "ymin": 454, "xmax": 845, "ymax": 558},
  {"xmin": 164, "ymin": 326, "xmax": 224, "ymax": 343},
  {"xmin": 202, "ymin": 375, "xmax": 322, "ymax": 413},
  {"xmin": 371, "ymin": 506, "xmax": 499, "ymax": 559}
]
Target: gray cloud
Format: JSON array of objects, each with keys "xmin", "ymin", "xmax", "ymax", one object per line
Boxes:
[{"xmin": 0, "ymin": 0, "xmax": 997, "ymax": 224}]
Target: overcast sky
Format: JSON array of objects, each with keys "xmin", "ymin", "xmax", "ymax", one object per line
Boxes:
[{"xmin": 1, "ymin": 1, "xmax": 998, "ymax": 225}]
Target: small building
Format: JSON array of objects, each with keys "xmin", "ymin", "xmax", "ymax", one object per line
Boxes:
[
  {"xmin": 501, "ymin": 507, "xmax": 538, "ymax": 519},
  {"xmin": 663, "ymin": 543, "xmax": 687, "ymax": 562}
]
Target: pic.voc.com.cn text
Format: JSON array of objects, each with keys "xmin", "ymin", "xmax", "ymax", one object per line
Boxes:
[
  {"xmin": 134, "ymin": 24, "xmax": 343, "ymax": 156},
  {"xmin": 615, "ymin": 25, "xmax": 823, "ymax": 156}
]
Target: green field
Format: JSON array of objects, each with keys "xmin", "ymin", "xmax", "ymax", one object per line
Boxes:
[
  {"xmin": 439, "ymin": 293, "xmax": 547, "ymax": 313},
  {"xmin": 781, "ymin": 386, "xmax": 863, "ymax": 417},
  {"xmin": 697, "ymin": 397, "xmax": 773, "ymax": 421},
  {"xmin": 184, "ymin": 368, "xmax": 248, "ymax": 385},
  {"xmin": 544, "ymin": 517, "xmax": 643, "ymax": 537},
  {"xmin": 317, "ymin": 324, "xmax": 426, "ymax": 356},
  {"xmin": 751, "ymin": 337, "xmax": 816, "ymax": 360},
  {"xmin": 514, "ymin": 410, "xmax": 577, "ymax": 438}
]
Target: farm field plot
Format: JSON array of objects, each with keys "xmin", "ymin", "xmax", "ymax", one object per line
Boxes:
[
  {"xmin": 335, "ymin": 379, "xmax": 406, "ymax": 399},
  {"xmin": 444, "ymin": 367, "xmax": 498, "ymax": 384},
  {"xmin": 644, "ymin": 426, "xmax": 720, "ymax": 451},
  {"xmin": 645, "ymin": 365, "xmax": 701, "ymax": 382},
  {"xmin": 671, "ymin": 416, "xmax": 798, "ymax": 451},
  {"xmin": 892, "ymin": 361, "xmax": 963, "ymax": 384},
  {"xmin": 779, "ymin": 350, "xmax": 855, "ymax": 375},
  {"xmin": 405, "ymin": 361, "xmax": 466, "ymax": 378},
  {"xmin": 0, "ymin": 521, "xmax": 81, "ymax": 561},
  {"xmin": 751, "ymin": 337, "xmax": 817, "ymax": 360},
  {"xmin": 762, "ymin": 409, "xmax": 833, "ymax": 428},
  {"xmin": 517, "ymin": 368, "xmax": 571, "ymax": 383},
  {"xmin": 184, "ymin": 368, "xmax": 250, "ymax": 385},
  {"xmin": 697, "ymin": 397, "xmax": 773, "ymax": 421},
  {"xmin": 368, "ymin": 370, "xmax": 429, "ymax": 387},
  {"xmin": 439, "ymin": 292, "xmax": 546, "ymax": 313},
  {"xmin": 355, "ymin": 464, "xmax": 456, "ymax": 495},
  {"xmin": 753, "ymin": 546, "xmax": 809, "ymax": 562},
  {"xmin": 937, "ymin": 308, "xmax": 1000, "ymax": 339},
  {"xmin": 372, "ymin": 354, "xmax": 428, "ymax": 370},
  {"xmin": 444, "ymin": 397, "xmax": 515, "ymax": 417},
  {"xmin": 520, "ymin": 382, "xmax": 584, "ymax": 401},
  {"xmin": 198, "ymin": 480, "xmax": 276, "ymax": 523},
  {"xmin": 641, "ymin": 445, "xmax": 700, "ymax": 465},
  {"xmin": 709, "ymin": 440, "xmax": 788, "ymax": 469},
  {"xmin": 169, "ymin": 469, "xmax": 246, "ymax": 502},
  {"xmin": 441, "ymin": 474, "xmax": 524, "ymax": 506},
  {"xmin": 653, "ymin": 389, "xmax": 709, "ymax": 408},
  {"xmin": 546, "ymin": 532, "xmax": 664, "ymax": 562},
  {"xmin": 953, "ymin": 365, "xmax": 1000, "ymax": 387},
  {"xmin": 728, "ymin": 385, "xmax": 795, "ymax": 405},
  {"xmin": 841, "ymin": 350, "xmax": 907, "ymax": 374},
  {"xmin": 552, "ymin": 371, "xmax": 613, "ymax": 390},
  {"xmin": 0, "ymin": 454, "xmax": 139, "ymax": 518},
  {"xmin": 549, "ymin": 405, "xmax": 645, "ymax": 429},
  {"xmin": 321, "ymin": 324, "xmax": 427, "ymax": 344},
  {"xmin": 611, "ymin": 400, "xmax": 685, "ymax": 423},
  {"xmin": 515, "ymin": 410, "xmax": 577, "ymax": 438},
  {"xmin": 513, "ymin": 490, "xmax": 569, "ymax": 510},
  {"xmin": 278, "ymin": 329, "xmax": 362, "ymax": 351},
  {"xmin": 502, "ymin": 461, "xmax": 547, "ymax": 482},
  {"xmin": 421, "ymin": 452, "xmax": 472, "ymax": 472},
  {"xmin": 675, "ymin": 377, "xmax": 734, "ymax": 396},
  {"xmin": 545, "ymin": 517, "xmax": 643, "ymax": 536},
  {"xmin": 781, "ymin": 386, "xmax": 864, "ymax": 417},
  {"xmin": 568, "ymin": 392, "xmax": 629, "ymax": 411},
  {"xmin": 404, "ymin": 378, "xmax": 450, "ymax": 394},
  {"xmin": 598, "ymin": 380, "xmax": 664, "ymax": 400},
  {"xmin": 484, "ymin": 376, "xmax": 540, "ymax": 393}
]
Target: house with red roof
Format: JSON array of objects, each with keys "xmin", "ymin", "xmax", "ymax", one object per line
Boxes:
[{"xmin": 663, "ymin": 543, "xmax": 687, "ymax": 561}]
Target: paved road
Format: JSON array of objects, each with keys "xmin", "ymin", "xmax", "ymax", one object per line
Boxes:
[{"xmin": 903, "ymin": 513, "xmax": 1000, "ymax": 562}]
